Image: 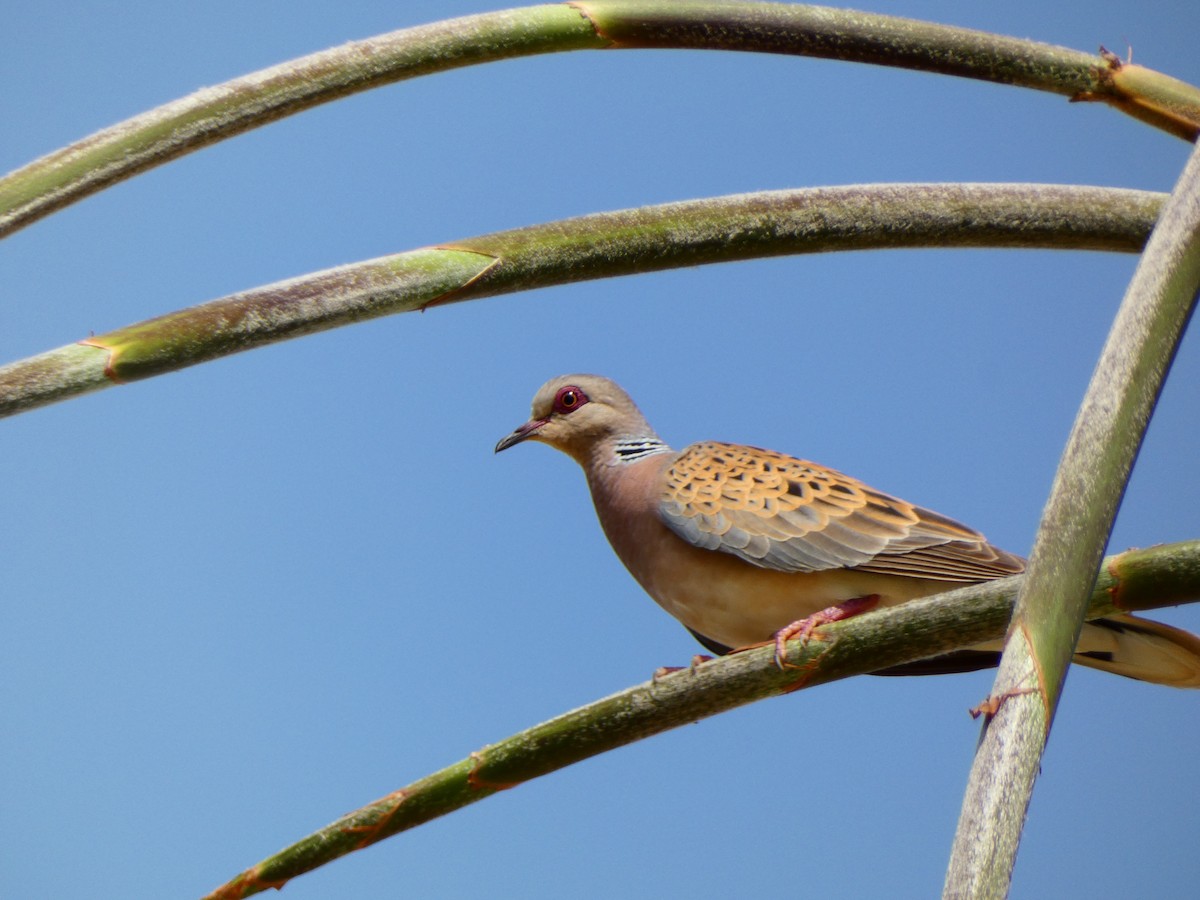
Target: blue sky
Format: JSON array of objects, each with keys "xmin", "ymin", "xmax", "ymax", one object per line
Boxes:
[{"xmin": 1, "ymin": 2, "xmax": 1197, "ymax": 897}]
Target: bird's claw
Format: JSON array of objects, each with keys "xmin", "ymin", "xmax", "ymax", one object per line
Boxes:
[{"xmin": 772, "ymin": 594, "xmax": 881, "ymax": 669}]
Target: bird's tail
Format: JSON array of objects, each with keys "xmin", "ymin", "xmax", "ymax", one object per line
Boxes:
[{"xmin": 1075, "ymin": 614, "xmax": 1200, "ymax": 688}]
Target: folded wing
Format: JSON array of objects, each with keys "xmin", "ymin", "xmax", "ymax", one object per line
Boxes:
[{"xmin": 658, "ymin": 441, "xmax": 1024, "ymax": 581}]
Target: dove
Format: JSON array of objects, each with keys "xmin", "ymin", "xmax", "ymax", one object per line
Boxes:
[{"xmin": 496, "ymin": 374, "xmax": 1200, "ymax": 686}]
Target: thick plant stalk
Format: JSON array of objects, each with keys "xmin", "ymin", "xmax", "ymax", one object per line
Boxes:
[
  {"xmin": 2, "ymin": 2, "xmax": 1195, "ymax": 239},
  {"xmin": 944, "ymin": 139, "xmax": 1200, "ymax": 898},
  {"xmin": 0, "ymin": 184, "xmax": 1162, "ymax": 419},
  {"xmin": 0, "ymin": 5, "xmax": 604, "ymax": 239},
  {"xmin": 203, "ymin": 542, "xmax": 1200, "ymax": 900},
  {"xmin": 1087, "ymin": 48, "xmax": 1200, "ymax": 140}
]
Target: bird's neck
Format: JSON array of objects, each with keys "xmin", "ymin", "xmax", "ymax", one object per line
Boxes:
[
  {"xmin": 583, "ymin": 432, "xmax": 673, "ymax": 513},
  {"xmin": 583, "ymin": 437, "xmax": 675, "ymax": 574},
  {"xmin": 606, "ymin": 435, "xmax": 672, "ymax": 465}
]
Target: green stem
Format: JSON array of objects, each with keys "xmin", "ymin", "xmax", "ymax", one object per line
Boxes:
[
  {"xmin": 0, "ymin": 5, "xmax": 603, "ymax": 238},
  {"xmin": 202, "ymin": 541, "xmax": 1200, "ymax": 900},
  {"xmin": 2, "ymin": 3, "xmax": 1190, "ymax": 239},
  {"xmin": 578, "ymin": 0, "xmax": 1097, "ymax": 93},
  {"xmin": 0, "ymin": 183, "xmax": 1162, "ymax": 418},
  {"xmin": 944, "ymin": 138, "xmax": 1200, "ymax": 899},
  {"xmin": 1092, "ymin": 49, "xmax": 1200, "ymax": 141}
]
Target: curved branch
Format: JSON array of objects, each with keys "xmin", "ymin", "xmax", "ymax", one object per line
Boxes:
[
  {"xmin": 202, "ymin": 541, "xmax": 1200, "ymax": 900},
  {"xmin": 3, "ymin": 2, "xmax": 1192, "ymax": 239},
  {"xmin": 944, "ymin": 139, "xmax": 1200, "ymax": 898},
  {"xmin": 0, "ymin": 183, "xmax": 1161, "ymax": 419},
  {"xmin": 0, "ymin": 5, "xmax": 603, "ymax": 239}
]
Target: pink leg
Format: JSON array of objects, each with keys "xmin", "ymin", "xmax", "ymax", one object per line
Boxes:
[{"xmin": 773, "ymin": 594, "xmax": 881, "ymax": 669}]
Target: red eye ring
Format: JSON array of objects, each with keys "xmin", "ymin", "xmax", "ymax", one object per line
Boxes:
[{"xmin": 553, "ymin": 386, "xmax": 589, "ymax": 415}]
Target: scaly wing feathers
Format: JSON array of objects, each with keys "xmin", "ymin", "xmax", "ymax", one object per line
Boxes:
[{"xmin": 659, "ymin": 441, "xmax": 1024, "ymax": 581}]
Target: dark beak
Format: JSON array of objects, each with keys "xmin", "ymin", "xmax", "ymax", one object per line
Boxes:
[{"xmin": 495, "ymin": 418, "xmax": 547, "ymax": 453}]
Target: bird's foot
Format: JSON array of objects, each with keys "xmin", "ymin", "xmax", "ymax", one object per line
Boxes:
[
  {"xmin": 652, "ymin": 657, "xmax": 715, "ymax": 681},
  {"xmin": 652, "ymin": 655, "xmax": 714, "ymax": 681},
  {"xmin": 772, "ymin": 594, "xmax": 881, "ymax": 669}
]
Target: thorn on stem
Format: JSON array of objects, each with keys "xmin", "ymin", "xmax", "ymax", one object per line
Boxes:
[{"xmin": 969, "ymin": 687, "xmax": 1039, "ymax": 720}]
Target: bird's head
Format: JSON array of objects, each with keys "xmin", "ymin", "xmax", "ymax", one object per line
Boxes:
[{"xmin": 495, "ymin": 374, "xmax": 658, "ymax": 464}]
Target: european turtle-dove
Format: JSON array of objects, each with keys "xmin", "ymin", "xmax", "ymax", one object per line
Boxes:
[{"xmin": 496, "ymin": 374, "xmax": 1200, "ymax": 687}]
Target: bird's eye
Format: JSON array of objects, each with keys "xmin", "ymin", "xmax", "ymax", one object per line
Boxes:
[{"xmin": 553, "ymin": 386, "xmax": 589, "ymax": 414}]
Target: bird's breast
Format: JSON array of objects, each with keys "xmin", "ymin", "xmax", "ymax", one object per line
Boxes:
[{"xmin": 586, "ymin": 459, "xmax": 947, "ymax": 649}]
